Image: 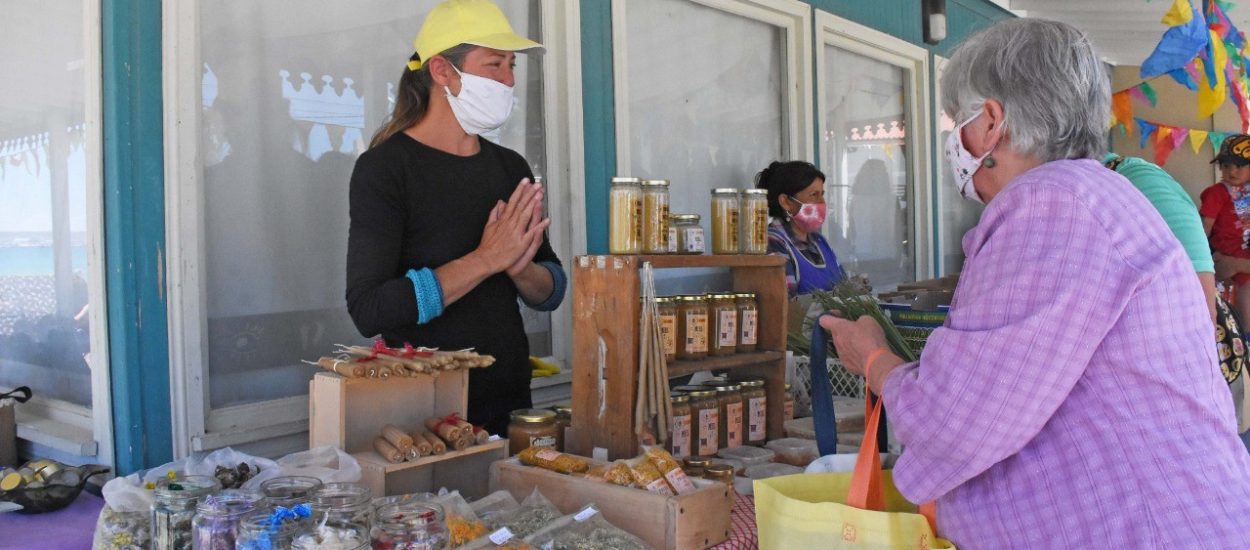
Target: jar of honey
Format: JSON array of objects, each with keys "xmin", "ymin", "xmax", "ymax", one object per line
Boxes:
[
  {"xmin": 708, "ymin": 294, "xmax": 738, "ymax": 357},
  {"xmin": 735, "ymin": 293, "xmax": 758, "ymax": 352},
  {"xmin": 609, "ymin": 177, "xmax": 643, "ymax": 254},
  {"xmin": 711, "ymin": 189, "xmax": 741, "ymax": 255},
  {"xmin": 656, "ymin": 296, "xmax": 678, "ymax": 363},
  {"xmin": 676, "ymin": 295, "xmax": 709, "ymax": 360},
  {"xmin": 688, "ymin": 389, "xmax": 720, "ymax": 457},
  {"xmin": 704, "ymin": 381, "xmax": 744, "ymax": 449},
  {"xmin": 642, "ymin": 179, "xmax": 671, "ymax": 254},
  {"xmin": 741, "ymin": 189, "xmax": 769, "ymax": 254}
]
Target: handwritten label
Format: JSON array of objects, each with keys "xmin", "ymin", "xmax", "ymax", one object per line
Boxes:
[
  {"xmin": 740, "ymin": 310, "xmax": 758, "ymax": 345},
  {"xmin": 748, "ymin": 397, "xmax": 767, "ymax": 442},
  {"xmin": 686, "ymin": 312, "xmax": 708, "ymax": 354},
  {"xmin": 718, "ymin": 310, "xmax": 738, "ymax": 348},
  {"xmin": 670, "ymin": 413, "xmax": 692, "ymax": 457},
  {"xmin": 726, "ymin": 402, "xmax": 744, "ymax": 447},
  {"xmin": 699, "ymin": 408, "xmax": 719, "ymax": 456}
]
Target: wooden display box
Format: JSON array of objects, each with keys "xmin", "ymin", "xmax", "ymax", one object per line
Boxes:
[
  {"xmin": 568, "ymin": 255, "xmax": 789, "ymax": 459},
  {"xmin": 309, "ymin": 371, "xmax": 507, "ymax": 499},
  {"xmin": 490, "ymin": 458, "xmax": 733, "ymax": 550}
]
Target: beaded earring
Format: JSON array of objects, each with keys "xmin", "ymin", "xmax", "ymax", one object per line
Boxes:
[{"xmin": 984, "ymin": 155, "xmax": 997, "ymax": 168}]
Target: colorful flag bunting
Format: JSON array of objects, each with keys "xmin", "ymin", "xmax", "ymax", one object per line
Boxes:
[{"xmin": 1190, "ymin": 129, "xmax": 1210, "ymax": 153}]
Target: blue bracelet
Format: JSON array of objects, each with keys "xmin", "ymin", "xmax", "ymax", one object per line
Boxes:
[{"xmin": 406, "ymin": 268, "xmax": 445, "ymax": 324}]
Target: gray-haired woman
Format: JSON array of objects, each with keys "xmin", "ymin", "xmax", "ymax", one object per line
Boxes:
[{"xmin": 820, "ymin": 18, "xmax": 1250, "ymax": 548}]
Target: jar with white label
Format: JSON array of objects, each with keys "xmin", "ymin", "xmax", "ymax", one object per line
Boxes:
[
  {"xmin": 656, "ymin": 297, "xmax": 678, "ymax": 363},
  {"xmin": 609, "ymin": 177, "xmax": 643, "ymax": 254},
  {"xmin": 738, "ymin": 378, "xmax": 767, "ymax": 446},
  {"xmin": 711, "ymin": 188, "xmax": 741, "ymax": 255},
  {"xmin": 670, "ymin": 214, "xmax": 705, "ymax": 255},
  {"xmin": 704, "ymin": 381, "xmax": 744, "ymax": 449},
  {"xmin": 688, "ymin": 389, "xmax": 720, "ymax": 457},
  {"xmin": 642, "ymin": 179, "xmax": 671, "ymax": 254},
  {"xmin": 741, "ymin": 189, "xmax": 770, "ymax": 254},
  {"xmin": 507, "ymin": 409, "xmax": 559, "ymax": 455},
  {"xmin": 676, "ymin": 295, "xmax": 709, "ymax": 360},
  {"xmin": 669, "ymin": 392, "xmax": 693, "ymax": 457},
  {"xmin": 735, "ymin": 293, "xmax": 758, "ymax": 352},
  {"xmin": 708, "ymin": 294, "xmax": 738, "ymax": 357}
]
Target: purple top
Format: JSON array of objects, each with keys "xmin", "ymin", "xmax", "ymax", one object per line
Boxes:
[{"xmin": 884, "ymin": 159, "xmax": 1250, "ymax": 548}]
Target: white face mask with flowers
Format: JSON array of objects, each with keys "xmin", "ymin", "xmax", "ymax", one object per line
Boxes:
[{"xmin": 943, "ymin": 111, "xmax": 1002, "ymax": 204}]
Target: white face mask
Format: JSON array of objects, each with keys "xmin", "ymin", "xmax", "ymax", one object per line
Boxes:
[
  {"xmin": 444, "ymin": 65, "xmax": 516, "ymax": 136},
  {"xmin": 944, "ymin": 111, "xmax": 996, "ymax": 204}
]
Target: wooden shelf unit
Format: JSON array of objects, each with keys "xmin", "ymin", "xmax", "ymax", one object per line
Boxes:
[
  {"xmin": 568, "ymin": 254, "xmax": 789, "ymax": 459},
  {"xmin": 309, "ymin": 371, "xmax": 507, "ymax": 498}
]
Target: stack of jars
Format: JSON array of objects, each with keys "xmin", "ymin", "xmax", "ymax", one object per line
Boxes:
[
  {"xmin": 609, "ymin": 177, "xmax": 769, "ymax": 255},
  {"xmin": 711, "ymin": 188, "xmax": 769, "ymax": 255},
  {"xmin": 667, "ymin": 375, "xmax": 772, "ymax": 458},
  {"xmin": 652, "ymin": 292, "xmax": 758, "ymax": 363}
]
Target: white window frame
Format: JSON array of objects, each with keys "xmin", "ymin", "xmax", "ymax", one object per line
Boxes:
[
  {"xmin": 611, "ymin": 0, "xmax": 816, "ymax": 171},
  {"xmin": 933, "ymin": 54, "xmax": 954, "ymax": 276},
  {"xmin": 815, "ymin": 10, "xmax": 934, "ymax": 281},
  {"xmin": 162, "ymin": 0, "xmax": 585, "ymax": 457},
  {"xmin": 8, "ymin": 0, "xmax": 113, "ymax": 466}
]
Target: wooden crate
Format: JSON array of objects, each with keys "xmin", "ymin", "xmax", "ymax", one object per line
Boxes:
[
  {"xmin": 491, "ymin": 459, "xmax": 733, "ymax": 550},
  {"xmin": 309, "ymin": 371, "xmax": 507, "ymax": 499},
  {"xmin": 568, "ymin": 255, "xmax": 789, "ymax": 459}
]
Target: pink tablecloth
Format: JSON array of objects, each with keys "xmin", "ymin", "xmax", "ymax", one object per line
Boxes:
[
  {"xmin": 711, "ymin": 492, "xmax": 757, "ymax": 549},
  {"xmin": 0, "ymin": 491, "xmax": 103, "ymax": 550}
]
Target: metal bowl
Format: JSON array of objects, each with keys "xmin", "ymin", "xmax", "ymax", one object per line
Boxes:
[{"xmin": 0, "ymin": 464, "xmax": 110, "ymax": 514}]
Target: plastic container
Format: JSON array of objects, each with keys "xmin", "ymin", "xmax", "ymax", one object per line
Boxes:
[
  {"xmin": 711, "ymin": 188, "xmax": 741, "ymax": 254},
  {"xmin": 765, "ymin": 438, "xmax": 820, "ymax": 467},
  {"xmin": 670, "ymin": 214, "xmax": 705, "ymax": 254},
  {"xmin": 715, "ymin": 458, "xmax": 747, "ymax": 476},
  {"xmin": 716, "ymin": 445, "xmax": 776, "ymax": 469},
  {"xmin": 642, "ymin": 179, "xmax": 671, "ymax": 254},
  {"xmin": 741, "ymin": 189, "xmax": 770, "ymax": 255},
  {"xmin": 744, "ymin": 463, "xmax": 803, "ymax": 480},
  {"xmin": 609, "ymin": 177, "xmax": 643, "ymax": 254}
]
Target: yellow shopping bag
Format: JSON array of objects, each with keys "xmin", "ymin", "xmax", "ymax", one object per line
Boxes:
[{"xmin": 755, "ymin": 395, "xmax": 955, "ymax": 549}]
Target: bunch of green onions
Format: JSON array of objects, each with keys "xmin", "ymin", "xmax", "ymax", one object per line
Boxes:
[{"xmin": 795, "ymin": 281, "xmax": 919, "ymax": 363}]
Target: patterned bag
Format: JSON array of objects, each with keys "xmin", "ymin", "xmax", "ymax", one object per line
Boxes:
[{"xmin": 1215, "ymin": 295, "xmax": 1245, "ymax": 385}]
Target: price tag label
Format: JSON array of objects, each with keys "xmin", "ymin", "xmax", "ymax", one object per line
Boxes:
[
  {"xmin": 574, "ymin": 506, "xmax": 599, "ymax": 522},
  {"xmin": 489, "ymin": 527, "xmax": 514, "ymax": 544}
]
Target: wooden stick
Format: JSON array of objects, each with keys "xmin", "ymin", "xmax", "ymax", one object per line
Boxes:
[
  {"xmin": 424, "ymin": 417, "xmax": 461, "ymax": 442},
  {"xmin": 410, "ymin": 430, "xmax": 433, "ymax": 457},
  {"xmin": 420, "ymin": 431, "xmax": 446, "ymax": 454},
  {"xmin": 373, "ymin": 437, "xmax": 403, "ymax": 463}
]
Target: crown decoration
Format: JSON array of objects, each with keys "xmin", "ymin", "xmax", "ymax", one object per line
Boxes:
[
  {"xmin": 0, "ymin": 125, "xmax": 87, "ymax": 183},
  {"xmin": 279, "ymin": 70, "xmax": 366, "ymax": 160}
]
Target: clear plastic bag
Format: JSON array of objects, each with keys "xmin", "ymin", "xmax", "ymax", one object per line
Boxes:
[
  {"xmin": 274, "ymin": 446, "xmax": 361, "ymax": 483},
  {"xmin": 524, "ymin": 504, "xmax": 652, "ymax": 550},
  {"xmin": 93, "ymin": 474, "xmax": 155, "ymax": 550},
  {"xmin": 184, "ymin": 447, "xmax": 281, "ymax": 490},
  {"xmin": 430, "ymin": 490, "xmax": 488, "ymax": 546},
  {"xmin": 470, "ymin": 490, "xmax": 520, "ymax": 519},
  {"xmin": 480, "ymin": 489, "xmax": 562, "ymax": 540}
]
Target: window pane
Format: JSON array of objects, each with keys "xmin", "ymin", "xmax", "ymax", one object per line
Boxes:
[
  {"xmin": 824, "ymin": 45, "xmax": 914, "ymax": 291},
  {"xmin": 199, "ymin": 0, "xmax": 546, "ymax": 409},
  {"xmin": 937, "ymin": 111, "xmax": 982, "ymax": 274},
  {"xmin": 624, "ymin": 0, "xmax": 786, "ymax": 220},
  {"xmin": 0, "ymin": 2, "xmax": 94, "ymax": 408}
]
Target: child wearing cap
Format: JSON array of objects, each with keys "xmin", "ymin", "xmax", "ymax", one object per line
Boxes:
[{"xmin": 1200, "ymin": 134, "xmax": 1250, "ymax": 324}]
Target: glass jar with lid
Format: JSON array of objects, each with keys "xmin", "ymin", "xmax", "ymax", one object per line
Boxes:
[
  {"xmin": 310, "ymin": 482, "xmax": 372, "ymax": 534},
  {"xmin": 708, "ymin": 294, "xmax": 738, "ymax": 357},
  {"xmin": 711, "ymin": 188, "xmax": 741, "ymax": 255},
  {"xmin": 704, "ymin": 463, "xmax": 735, "ymax": 485},
  {"xmin": 738, "ymin": 378, "xmax": 768, "ymax": 446},
  {"xmin": 507, "ymin": 408, "xmax": 559, "ymax": 455},
  {"xmin": 741, "ymin": 189, "xmax": 770, "ymax": 255},
  {"xmin": 152, "ymin": 475, "xmax": 221, "ymax": 550},
  {"xmin": 236, "ymin": 509, "xmax": 312, "ymax": 550},
  {"xmin": 292, "ymin": 522, "xmax": 369, "ymax": 550},
  {"xmin": 669, "ymin": 392, "xmax": 693, "ymax": 457},
  {"xmin": 371, "ymin": 502, "xmax": 448, "ymax": 550},
  {"xmin": 735, "ymin": 293, "xmax": 758, "ymax": 352},
  {"xmin": 656, "ymin": 297, "xmax": 678, "ymax": 362},
  {"xmin": 704, "ymin": 381, "xmax": 744, "ymax": 449},
  {"xmin": 192, "ymin": 489, "xmax": 260, "ymax": 550},
  {"xmin": 670, "ymin": 214, "xmax": 705, "ymax": 255},
  {"xmin": 550, "ymin": 404, "xmax": 572, "ymax": 452},
  {"xmin": 676, "ymin": 295, "xmax": 709, "ymax": 360},
  {"xmin": 260, "ymin": 476, "xmax": 323, "ymax": 510},
  {"xmin": 688, "ymin": 389, "xmax": 720, "ymax": 457},
  {"xmin": 609, "ymin": 177, "xmax": 643, "ymax": 254},
  {"xmin": 642, "ymin": 179, "xmax": 671, "ymax": 254},
  {"xmin": 683, "ymin": 455, "xmax": 712, "ymax": 477}
]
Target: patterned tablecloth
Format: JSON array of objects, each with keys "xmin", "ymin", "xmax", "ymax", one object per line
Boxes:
[{"xmin": 711, "ymin": 491, "xmax": 757, "ymax": 549}]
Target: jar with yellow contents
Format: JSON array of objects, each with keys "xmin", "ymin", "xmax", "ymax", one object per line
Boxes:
[
  {"xmin": 642, "ymin": 179, "xmax": 671, "ymax": 254},
  {"xmin": 741, "ymin": 188, "xmax": 770, "ymax": 254},
  {"xmin": 711, "ymin": 189, "xmax": 741, "ymax": 255},
  {"xmin": 656, "ymin": 296, "xmax": 678, "ymax": 363},
  {"xmin": 704, "ymin": 381, "xmax": 744, "ymax": 449},
  {"xmin": 676, "ymin": 295, "xmax": 709, "ymax": 360},
  {"xmin": 609, "ymin": 177, "xmax": 643, "ymax": 254},
  {"xmin": 735, "ymin": 293, "xmax": 758, "ymax": 352},
  {"xmin": 687, "ymin": 389, "xmax": 720, "ymax": 457}
]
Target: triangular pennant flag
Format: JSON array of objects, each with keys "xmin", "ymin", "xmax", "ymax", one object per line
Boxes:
[
  {"xmin": 1157, "ymin": 125, "xmax": 1174, "ymax": 145},
  {"xmin": 1191, "ymin": 129, "xmax": 1210, "ymax": 154},
  {"xmin": 1163, "ymin": 0, "xmax": 1195, "ymax": 26},
  {"xmin": 1138, "ymin": 119, "xmax": 1159, "ymax": 149},
  {"xmin": 1129, "ymin": 86, "xmax": 1150, "ymax": 106},
  {"xmin": 1113, "ymin": 91, "xmax": 1135, "ymax": 130},
  {"xmin": 1171, "ymin": 127, "xmax": 1190, "ymax": 151},
  {"xmin": 1199, "ymin": 31, "xmax": 1229, "ymax": 118},
  {"xmin": 1170, "ymin": 67, "xmax": 1200, "ymax": 90},
  {"xmin": 1212, "ymin": 131, "xmax": 1230, "ymax": 154},
  {"xmin": 1138, "ymin": 82, "xmax": 1158, "ymax": 106},
  {"xmin": 1155, "ymin": 128, "xmax": 1180, "ymax": 165},
  {"xmin": 1142, "ymin": 1, "xmax": 1209, "ymax": 78}
]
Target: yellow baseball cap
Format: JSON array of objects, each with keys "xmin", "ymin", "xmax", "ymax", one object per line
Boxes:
[{"xmin": 410, "ymin": 0, "xmax": 544, "ymax": 70}]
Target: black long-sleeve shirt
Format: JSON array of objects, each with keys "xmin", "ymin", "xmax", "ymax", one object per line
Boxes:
[{"xmin": 346, "ymin": 133, "xmax": 561, "ymax": 430}]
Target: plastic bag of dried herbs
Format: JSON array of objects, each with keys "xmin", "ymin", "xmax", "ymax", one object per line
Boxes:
[
  {"xmin": 479, "ymin": 489, "xmax": 562, "ymax": 540},
  {"xmin": 429, "ymin": 490, "xmax": 489, "ymax": 546},
  {"xmin": 471, "ymin": 490, "xmax": 520, "ymax": 519},
  {"xmin": 93, "ymin": 474, "xmax": 155, "ymax": 550},
  {"xmin": 524, "ymin": 504, "xmax": 652, "ymax": 550}
]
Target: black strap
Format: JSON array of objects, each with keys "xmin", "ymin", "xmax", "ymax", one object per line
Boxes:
[{"xmin": 0, "ymin": 386, "xmax": 31, "ymax": 403}]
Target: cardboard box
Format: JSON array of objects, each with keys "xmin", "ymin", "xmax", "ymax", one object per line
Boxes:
[{"xmin": 491, "ymin": 458, "xmax": 733, "ymax": 550}]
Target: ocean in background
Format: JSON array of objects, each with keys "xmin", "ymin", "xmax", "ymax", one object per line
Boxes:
[{"xmin": 0, "ymin": 246, "xmax": 88, "ymax": 276}]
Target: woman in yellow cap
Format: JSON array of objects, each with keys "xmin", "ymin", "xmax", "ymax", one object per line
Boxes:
[{"xmin": 346, "ymin": 0, "xmax": 564, "ymax": 434}]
